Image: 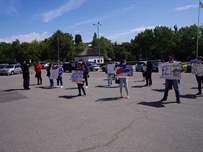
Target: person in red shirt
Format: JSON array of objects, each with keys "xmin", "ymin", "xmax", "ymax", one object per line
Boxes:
[{"xmin": 34, "ymin": 61, "xmax": 42, "ymax": 85}]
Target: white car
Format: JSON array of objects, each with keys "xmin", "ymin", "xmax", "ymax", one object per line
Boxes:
[{"xmin": 0, "ymin": 64, "xmax": 22, "ymax": 75}]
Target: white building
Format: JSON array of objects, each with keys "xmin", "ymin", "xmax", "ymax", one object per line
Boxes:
[{"xmin": 74, "ymin": 48, "xmax": 104, "ymax": 64}]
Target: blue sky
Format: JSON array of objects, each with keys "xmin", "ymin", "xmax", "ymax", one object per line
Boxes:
[{"xmin": 0, "ymin": 0, "xmax": 202, "ymax": 43}]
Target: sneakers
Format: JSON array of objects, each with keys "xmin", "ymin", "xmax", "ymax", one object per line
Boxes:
[
  {"xmin": 126, "ymin": 95, "xmax": 130, "ymax": 99},
  {"xmin": 86, "ymin": 86, "xmax": 88, "ymax": 88},
  {"xmin": 61, "ymin": 86, "xmax": 63, "ymax": 88},
  {"xmin": 160, "ymin": 98, "xmax": 167, "ymax": 102},
  {"xmin": 176, "ymin": 99, "xmax": 181, "ymax": 104},
  {"xmin": 120, "ymin": 95, "xmax": 123, "ymax": 98}
]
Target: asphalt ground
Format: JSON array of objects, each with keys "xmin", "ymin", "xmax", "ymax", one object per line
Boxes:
[{"xmin": 0, "ymin": 70, "xmax": 203, "ymax": 152}]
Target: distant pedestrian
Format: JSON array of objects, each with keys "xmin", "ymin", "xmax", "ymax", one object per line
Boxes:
[
  {"xmin": 145, "ymin": 57, "xmax": 152, "ymax": 86},
  {"xmin": 82, "ymin": 61, "xmax": 89, "ymax": 88},
  {"xmin": 195, "ymin": 56, "xmax": 203, "ymax": 96},
  {"xmin": 34, "ymin": 61, "xmax": 42, "ymax": 85},
  {"xmin": 106, "ymin": 59, "xmax": 114, "ymax": 86},
  {"xmin": 57, "ymin": 62, "xmax": 64, "ymax": 88},
  {"xmin": 160, "ymin": 55, "xmax": 181, "ymax": 104},
  {"xmin": 77, "ymin": 62, "xmax": 86, "ymax": 96},
  {"xmin": 142, "ymin": 62, "xmax": 147, "ymax": 81},
  {"xmin": 21, "ymin": 59, "xmax": 32, "ymax": 90},
  {"xmin": 46, "ymin": 63, "xmax": 52, "ymax": 86},
  {"xmin": 118, "ymin": 59, "xmax": 129, "ymax": 99}
]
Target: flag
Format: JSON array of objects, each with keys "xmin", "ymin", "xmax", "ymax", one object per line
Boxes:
[{"xmin": 200, "ymin": 1, "xmax": 203, "ymax": 8}]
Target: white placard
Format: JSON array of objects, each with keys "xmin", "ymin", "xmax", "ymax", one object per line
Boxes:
[{"xmin": 159, "ymin": 63, "xmax": 182, "ymax": 79}]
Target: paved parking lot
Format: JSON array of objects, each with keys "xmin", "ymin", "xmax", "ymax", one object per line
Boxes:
[{"xmin": 0, "ymin": 70, "xmax": 203, "ymax": 152}]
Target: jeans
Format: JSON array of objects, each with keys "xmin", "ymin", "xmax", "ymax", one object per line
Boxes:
[
  {"xmin": 23, "ymin": 77, "xmax": 30, "ymax": 89},
  {"xmin": 36, "ymin": 72, "xmax": 42, "ymax": 84},
  {"xmin": 57, "ymin": 77, "xmax": 63, "ymax": 86},
  {"xmin": 107, "ymin": 73, "xmax": 114, "ymax": 85},
  {"xmin": 77, "ymin": 83, "xmax": 86, "ymax": 95},
  {"xmin": 50, "ymin": 79, "xmax": 54, "ymax": 86},
  {"xmin": 196, "ymin": 75, "xmax": 203, "ymax": 93},
  {"xmin": 119, "ymin": 78, "xmax": 129, "ymax": 95},
  {"xmin": 163, "ymin": 79, "xmax": 180, "ymax": 100},
  {"xmin": 84, "ymin": 75, "xmax": 88, "ymax": 86}
]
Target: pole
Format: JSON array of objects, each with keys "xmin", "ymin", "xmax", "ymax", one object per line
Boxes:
[
  {"xmin": 197, "ymin": 0, "xmax": 200, "ymax": 58},
  {"xmin": 93, "ymin": 22, "xmax": 101, "ymax": 64},
  {"xmin": 57, "ymin": 34, "xmax": 60, "ymax": 61}
]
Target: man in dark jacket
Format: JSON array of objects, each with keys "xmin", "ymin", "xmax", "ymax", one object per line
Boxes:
[
  {"xmin": 145, "ymin": 57, "xmax": 153, "ymax": 86},
  {"xmin": 21, "ymin": 59, "xmax": 32, "ymax": 90}
]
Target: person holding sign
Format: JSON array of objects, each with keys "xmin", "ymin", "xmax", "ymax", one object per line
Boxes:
[
  {"xmin": 160, "ymin": 55, "xmax": 181, "ymax": 104},
  {"xmin": 107, "ymin": 59, "xmax": 115, "ymax": 86},
  {"xmin": 75, "ymin": 62, "xmax": 86, "ymax": 96},
  {"xmin": 117, "ymin": 59, "xmax": 129, "ymax": 99},
  {"xmin": 195, "ymin": 56, "xmax": 203, "ymax": 96}
]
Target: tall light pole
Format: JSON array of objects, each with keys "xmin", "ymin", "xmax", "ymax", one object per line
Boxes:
[
  {"xmin": 57, "ymin": 34, "xmax": 60, "ymax": 62},
  {"xmin": 93, "ymin": 22, "xmax": 101, "ymax": 64}
]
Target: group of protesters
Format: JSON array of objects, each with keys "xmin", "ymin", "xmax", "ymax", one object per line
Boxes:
[{"xmin": 20, "ymin": 55, "xmax": 203, "ymax": 103}]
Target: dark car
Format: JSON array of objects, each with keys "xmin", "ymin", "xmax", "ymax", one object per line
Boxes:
[
  {"xmin": 186, "ymin": 59, "xmax": 199, "ymax": 72},
  {"xmin": 62, "ymin": 62, "xmax": 77, "ymax": 72}
]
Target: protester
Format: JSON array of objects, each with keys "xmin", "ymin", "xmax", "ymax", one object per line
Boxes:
[
  {"xmin": 82, "ymin": 61, "xmax": 89, "ymax": 88},
  {"xmin": 145, "ymin": 57, "xmax": 153, "ymax": 86},
  {"xmin": 160, "ymin": 55, "xmax": 181, "ymax": 104},
  {"xmin": 34, "ymin": 61, "xmax": 42, "ymax": 85},
  {"xmin": 142, "ymin": 62, "xmax": 147, "ymax": 81},
  {"xmin": 76, "ymin": 62, "xmax": 86, "ymax": 96},
  {"xmin": 21, "ymin": 59, "xmax": 32, "ymax": 90},
  {"xmin": 57, "ymin": 62, "xmax": 64, "ymax": 88},
  {"xmin": 106, "ymin": 59, "xmax": 114, "ymax": 86},
  {"xmin": 195, "ymin": 56, "xmax": 203, "ymax": 96},
  {"xmin": 46, "ymin": 64, "xmax": 52, "ymax": 86},
  {"xmin": 118, "ymin": 59, "xmax": 129, "ymax": 99},
  {"xmin": 49, "ymin": 64, "xmax": 58, "ymax": 87}
]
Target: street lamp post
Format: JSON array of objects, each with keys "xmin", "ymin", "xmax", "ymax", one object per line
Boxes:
[
  {"xmin": 93, "ymin": 22, "xmax": 101, "ymax": 64},
  {"xmin": 57, "ymin": 34, "xmax": 60, "ymax": 62}
]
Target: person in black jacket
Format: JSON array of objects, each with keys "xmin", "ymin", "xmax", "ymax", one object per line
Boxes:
[
  {"xmin": 21, "ymin": 59, "xmax": 32, "ymax": 90},
  {"xmin": 195, "ymin": 56, "xmax": 203, "ymax": 95},
  {"xmin": 145, "ymin": 57, "xmax": 153, "ymax": 86}
]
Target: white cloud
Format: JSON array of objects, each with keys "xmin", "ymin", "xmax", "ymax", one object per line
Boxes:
[
  {"xmin": 65, "ymin": 5, "xmax": 135, "ymax": 30},
  {"xmin": 0, "ymin": 32, "xmax": 50, "ymax": 43},
  {"xmin": 173, "ymin": 5, "xmax": 197, "ymax": 11},
  {"xmin": 106, "ymin": 26, "xmax": 157, "ymax": 41},
  {"xmin": 0, "ymin": 0, "xmax": 19, "ymax": 15},
  {"xmin": 41, "ymin": 0, "xmax": 87, "ymax": 23}
]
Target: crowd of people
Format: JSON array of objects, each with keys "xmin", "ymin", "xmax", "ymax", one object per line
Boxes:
[{"xmin": 20, "ymin": 55, "xmax": 203, "ymax": 103}]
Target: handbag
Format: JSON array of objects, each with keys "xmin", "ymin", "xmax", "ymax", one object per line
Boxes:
[{"xmin": 115, "ymin": 78, "xmax": 120, "ymax": 84}]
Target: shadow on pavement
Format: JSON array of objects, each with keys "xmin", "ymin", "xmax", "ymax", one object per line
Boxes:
[
  {"xmin": 138, "ymin": 101, "xmax": 177, "ymax": 108},
  {"xmin": 65, "ymin": 87, "xmax": 78, "ymax": 90},
  {"xmin": 151, "ymin": 89, "xmax": 165, "ymax": 92},
  {"xmin": 134, "ymin": 80, "xmax": 145, "ymax": 82},
  {"xmin": 131, "ymin": 85, "xmax": 146, "ymax": 88},
  {"xmin": 95, "ymin": 97, "xmax": 121, "ymax": 102},
  {"xmin": 3, "ymin": 88, "xmax": 25, "ymax": 92},
  {"xmin": 36, "ymin": 86, "xmax": 57, "ymax": 89},
  {"xmin": 59, "ymin": 95, "xmax": 78, "ymax": 99},
  {"xmin": 180, "ymin": 94, "xmax": 196, "ymax": 99},
  {"xmin": 95, "ymin": 85, "xmax": 119, "ymax": 88}
]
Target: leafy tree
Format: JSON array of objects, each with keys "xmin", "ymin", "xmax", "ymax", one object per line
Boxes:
[{"xmin": 75, "ymin": 34, "xmax": 82, "ymax": 45}]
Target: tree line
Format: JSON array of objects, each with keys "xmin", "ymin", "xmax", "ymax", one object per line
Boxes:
[{"xmin": 0, "ymin": 24, "xmax": 203, "ymax": 63}]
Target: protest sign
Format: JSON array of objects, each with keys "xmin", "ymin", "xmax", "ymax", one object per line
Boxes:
[
  {"xmin": 191, "ymin": 64, "xmax": 203, "ymax": 75},
  {"xmin": 50, "ymin": 68, "xmax": 59, "ymax": 79},
  {"xmin": 107, "ymin": 64, "xmax": 115, "ymax": 74},
  {"xmin": 71, "ymin": 70, "xmax": 84, "ymax": 84},
  {"xmin": 115, "ymin": 65, "xmax": 133, "ymax": 78},
  {"xmin": 159, "ymin": 63, "xmax": 182, "ymax": 79}
]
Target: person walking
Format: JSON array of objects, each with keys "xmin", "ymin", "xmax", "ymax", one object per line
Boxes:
[
  {"xmin": 34, "ymin": 61, "xmax": 42, "ymax": 85},
  {"xmin": 195, "ymin": 56, "xmax": 203, "ymax": 96},
  {"xmin": 107, "ymin": 59, "xmax": 114, "ymax": 86},
  {"xmin": 21, "ymin": 59, "xmax": 32, "ymax": 90},
  {"xmin": 117, "ymin": 59, "xmax": 129, "ymax": 99},
  {"xmin": 76, "ymin": 62, "xmax": 86, "ymax": 96},
  {"xmin": 57, "ymin": 62, "xmax": 64, "ymax": 88},
  {"xmin": 145, "ymin": 57, "xmax": 153, "ymax": 86},
  {"xmin": 160, "ymin": 55, "xmax": 181, "ymax": 104}
]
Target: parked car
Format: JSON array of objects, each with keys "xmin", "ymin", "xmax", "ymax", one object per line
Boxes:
[
  {"xmin": 186, "ymin": 59, "xmax": 199, "ymax": 72},
  {"xmin": 0, "ymin": 64, "xmax": 8, "ymax": 70},
  {"xmin": 101, "ymin": 62, "xmax": 120, "ymax": 72},
  {"xmin": 39, "ymin": 61, "xmax": 49, "ymax": 69},
  {"xmin": 152, "ymin": 62, "xmax": 159, "ymax": 72},
  {"xmin": 0, "ymin": 64, "xmax": 22, "ymax": 75},
  {"xmin": 135, "ymin": 61, "xmax": 147, "ymax": 72},
  {"xmin": 86, "ymin": 62, "xmax": 100, "ymax": 71},
  {"xmin": 62, "ymin": 62, "xmax": 77, "ymax": 72}
]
